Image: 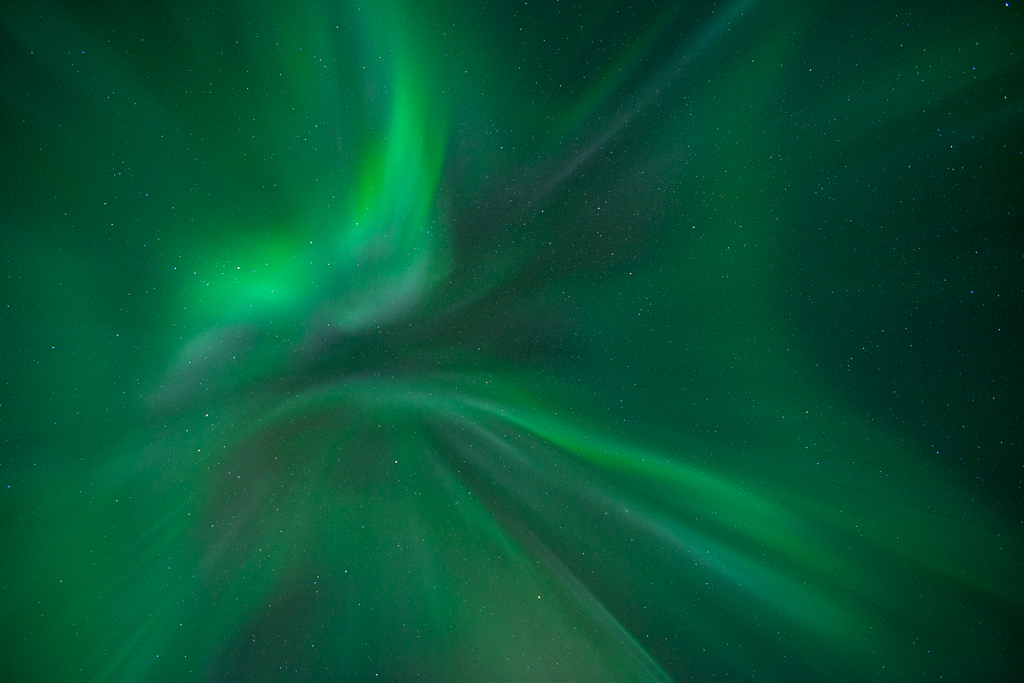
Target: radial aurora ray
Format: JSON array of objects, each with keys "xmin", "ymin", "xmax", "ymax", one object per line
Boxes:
[{"xmin": 1, "ymin": 1, "xmax": 1021, "ymax": 681}]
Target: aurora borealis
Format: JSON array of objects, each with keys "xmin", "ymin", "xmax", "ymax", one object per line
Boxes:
[{"xmin": 1, "ymin": 0, "xmax": 1021, "ymax": 680}]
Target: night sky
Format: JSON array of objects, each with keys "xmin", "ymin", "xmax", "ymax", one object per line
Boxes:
[{"xmin": 1, "ymin": 1, "xmax": 1021, "ymax": 681}]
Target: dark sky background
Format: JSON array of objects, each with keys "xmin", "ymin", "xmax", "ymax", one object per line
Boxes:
[{"xmin": 1, "ymin": 1, "xmax": 1021, "ymax": 681}]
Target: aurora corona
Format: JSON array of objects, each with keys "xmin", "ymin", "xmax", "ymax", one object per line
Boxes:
[{"xmin": 1, "ymin": 1, "xmax": 1020, "ymax": 681}]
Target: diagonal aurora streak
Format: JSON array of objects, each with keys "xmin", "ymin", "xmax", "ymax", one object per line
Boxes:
[{"xmin": 1, "ymin": 0, "xmax": 1021, "ymax": 681}]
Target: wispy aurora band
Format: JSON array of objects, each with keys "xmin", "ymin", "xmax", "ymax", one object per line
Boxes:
[
  {"xmin": 2, "ymin": 0, "xmax": 1020, "ymax": 680},
  {"xmin": 185, "ymin": 3, "xmax": 451, "ymax": 332}
]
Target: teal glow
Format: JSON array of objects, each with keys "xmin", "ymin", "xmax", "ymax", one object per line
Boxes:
[{"xmin": 1, "ymin": 1, "xmax": 1020, "ymax": 681}]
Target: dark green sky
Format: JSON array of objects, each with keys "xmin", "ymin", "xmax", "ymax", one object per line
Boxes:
[{"xmin": 1, "ymin": 1, "xmax": 1021, "ymax": 680}]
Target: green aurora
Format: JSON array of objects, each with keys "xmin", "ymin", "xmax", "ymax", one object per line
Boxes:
[{"xmin": 1, "ymin": 1, "xmax": 1021, "ymax": 680}]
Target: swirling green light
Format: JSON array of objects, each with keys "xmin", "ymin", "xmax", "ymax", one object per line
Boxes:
[{"xmin": 1, "ymin": 1, "xmax": 1020, "ymax": 681}]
